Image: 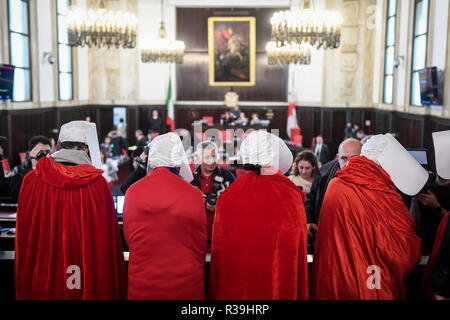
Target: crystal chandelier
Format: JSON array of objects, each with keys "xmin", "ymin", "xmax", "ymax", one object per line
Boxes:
[
  {"xmin": 266, "ymin": 41, "xmax": 312, "ymax": 65},
  {"xmin": 270, "ymin": 0, "xmax": 343, "ymax": 50},
  {"xmin": 141, "ymin": 0, "xmax": 185, "ymax": 64},
  {"xmin": 67, "ymin": 0, "xmax": 137, "ymax": 49}
]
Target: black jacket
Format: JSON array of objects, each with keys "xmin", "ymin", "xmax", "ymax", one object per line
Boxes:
[
  {"xmin": 191, "ymin": 166, "xmax": 236, "ymax": 196},
  {"xmin": 10, "ymin": 165, "xmax": 33, "ymax": 202},
  {"xmin": 313, "ymin": 143, "xmax": 330, "ymax": 165},
  {"xmin": 149, "ymin": 117, "xmax": 162, "ymax": 134},
  {"xmin": 120, "ymin": 166, "xmax": 146, "ymax": 195},
  {"xmin": 304, "ymin": 159, "xmax": 340, "ymax": 224}
]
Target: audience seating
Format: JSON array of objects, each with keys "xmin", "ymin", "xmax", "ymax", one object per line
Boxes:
[
  {"xmin": 19, "ymin": 152, "xmax": 26, "ymax": 164},
  {"xmin": 202, "ymin": 116, "xmax": 214, "ymax": 125},
  {"xmin": 290, "ymin": 128, "xmax": 302, "ymax": 141},
  {"xmin": 235, "ymin": 168, "xmax": 247, "ymax": 178},
  {"xmin": 293, "ymin": 135, "xmax": 303, "ymax": 147},
  {"xmin": 220, "ymin": 130, "xmax": 232, "ymax": 143},
  {"xmin": 1, "ymin": 159, "xmax": 11, "ymax": 175}
]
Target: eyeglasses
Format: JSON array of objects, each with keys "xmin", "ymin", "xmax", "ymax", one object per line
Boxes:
[{"xmin": 339, "ymin": 154, "xmax": 358, "ymax": 163}]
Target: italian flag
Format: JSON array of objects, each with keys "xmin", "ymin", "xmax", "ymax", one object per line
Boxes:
[
  {"xmin": 166, "ymin": 76, "xmax": 175, "ymax": 132},
  {"xmin": 286, "ymin": 92, "xmax": 299, "ymax": 138}
]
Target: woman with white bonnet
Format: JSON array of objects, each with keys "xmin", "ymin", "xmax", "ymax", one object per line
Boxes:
[
  {"xmin": 312, "ymin": 133, "xmax": 425, "ymax": 300},
  {"xmin": 123, "ymin": 132, "xmax": 207, "ymax": 300},
  {"xmin": 208, "ymin": 130, "xmax": 309, "ymax": 300}
]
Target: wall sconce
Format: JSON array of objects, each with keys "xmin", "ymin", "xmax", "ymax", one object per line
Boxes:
[
  {"xmin": 393, "ymin": 55, "xmax": 404, "ymax": 68},
  {"xmin": 43, "ymin": 52, "xmax": 55, "ymax": 65}
]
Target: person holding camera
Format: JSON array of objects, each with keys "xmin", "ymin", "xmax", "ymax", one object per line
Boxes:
[
  {"xmin": 120, "ymin": 145, "xmax": 149, "ymax": 194},
  {"xmin": 10, "ymin": 135, "xmax": 52, "ymax": 202},
  {"xmin": 191, "ymin": 141, "xmax": 235, "ymax": 252}
]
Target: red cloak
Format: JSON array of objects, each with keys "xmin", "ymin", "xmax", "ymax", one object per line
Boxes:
[
  {"xmin": 123, "ymin": 167, "xmax": 207, "ymax": 300},
  {"xmin": 311, "ymin": 156, "xmax": 422, "ymax": 300},
  {"xmin": 421, "ymin": 212, "xmax": 450, "ymax": 299},
  {"xmin": 208, "ymin": 171, "xmax": 308, "ymax": 300},
  {"xmin": 15, "ymin": 156, "xmax": 127, "ymax": 299}
]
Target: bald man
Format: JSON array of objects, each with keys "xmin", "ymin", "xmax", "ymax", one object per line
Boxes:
[{"xmin": 305, "ymin": 138, "xmax": 362, "ymax": 236}]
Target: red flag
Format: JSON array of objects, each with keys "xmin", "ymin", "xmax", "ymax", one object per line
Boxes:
[{"xmin": 287, "ymin": 95, "xmax": 299, "ymax": 138}]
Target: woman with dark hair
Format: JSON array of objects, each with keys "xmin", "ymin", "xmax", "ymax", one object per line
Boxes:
[
  {"xmin": 100, "ymin": 149, "xmax": 118, "ymax": 184},
  {"xmin": 288, "ymin": 151, "xmax": 318, "ymax": 194}
]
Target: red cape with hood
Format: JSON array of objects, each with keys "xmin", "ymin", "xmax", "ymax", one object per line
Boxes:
[
  {"xmin": 15, "ymin": 156, "xmax": 127, "ymax": 299},
  {"xmin": 123, "ymin": 167, "xmax": 207, "ymax": 300},
  {"xmin": 209, "ymin": 170, "xmax": 309, "ymax": 300},
  {"xmin": 421, "ymin": 212, "xmax": 450, "ymax": 299},
  {"xmin": 311, "ymin": 156, "xmax": 422, "ymax": 300}
]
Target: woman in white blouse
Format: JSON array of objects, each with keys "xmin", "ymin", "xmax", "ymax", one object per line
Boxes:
[{"xmin": 100, "ymin": 149, "xmax": 119, "ymax": 184}]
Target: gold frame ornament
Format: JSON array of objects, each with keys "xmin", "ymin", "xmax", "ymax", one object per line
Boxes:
[{"xmin": 208, "ymin": 16, "xmax": 256, "ymax": 86}]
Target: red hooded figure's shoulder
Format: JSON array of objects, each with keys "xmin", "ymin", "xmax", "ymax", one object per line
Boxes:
[
  {"xmin": 15, "ymin": 155, "xmax": 126, "ymax": 300},
  {"xmin": 33, "ymin": 155, "xmax": 104, "ymax": 189}
]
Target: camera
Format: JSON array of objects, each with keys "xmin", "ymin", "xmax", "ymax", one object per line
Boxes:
[
  {"xmin": 36, "ymin": 150, "xmax": 50, "ymax": 161},
  {"xmin": 25, "ymin": 150, "xmax": 50, "ymax": 169},
  {"xmin": 134, "ymin": 145, "xmax": 150, "ymax": 168},
  {"xmin": 204, "ymin": 176, "xmax": 226, "ymax": 209},
  {"xmin": 206, "ymin": 192, "xmax": 217, "ymax": 206}
]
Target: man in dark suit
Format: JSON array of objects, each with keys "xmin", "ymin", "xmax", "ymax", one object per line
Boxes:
[
  {"xmin": 149, "ymin": 109, "xmax": 162, "ymax": 134},
  {"xmin": 313, "ymin": 135, "xmax": 330, "ymax": 165}
]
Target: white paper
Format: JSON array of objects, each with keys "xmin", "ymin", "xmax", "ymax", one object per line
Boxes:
[
  {"xmin": 85, "ymin": 123, "xmax": 102, "ymax": 169},
  {"xmin": 378, "ymin": 136, "xmax": 428, "ymax": 196},
  {"xmin": 432, "ymin": 130, "xmax": 450, "ymax": 179}
]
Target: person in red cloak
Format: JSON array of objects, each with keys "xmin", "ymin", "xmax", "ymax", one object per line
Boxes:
[
  {"xmin": 124, "ymin": 132, "xmax": 207, "ymax": 300},
  {"xmin": 15, "ymin": 121, "xmax": 127, "ymax": 300},
  {"xmin": 209, "ymin": 130, "xmax": 309, "ymax": 300},
  {"xmin": 421, "ymin": 130, "xmax": 450, "ymax": 300},
  {"xmin": 312, "ymin": 134, "xmax": 426, "ymax": 300}
]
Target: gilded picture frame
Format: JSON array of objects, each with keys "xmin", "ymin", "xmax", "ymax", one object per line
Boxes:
[{"xmin": 208, "ymin": 16, "xmax": 256, "ymax": 86}]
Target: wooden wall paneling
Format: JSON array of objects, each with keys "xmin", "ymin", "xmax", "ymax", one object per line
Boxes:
[
  {"xmin": 97, "ymin": 107, "xmax": 114, "ymax": 141},
  {"xmin": 322, "ymin": 110, "xmax": 332, "ymax": 144},
  {"xmin": 126, "ymin": 107, "xmax": 138, "ymax": 145},
  {"xmin": 298, "ymin": 108, "xmax": 314, "ymax": 149},
  {"xmin": 330, "ymin": 110, "xmax": 347, "ymax": 156},
  {"xmin": 139, "ymin": 107, "xmax": 150, "ymax": 134},
  {"xmin": 3, "ymin": 105, "xmax": 449, "ymax": 169},
  {"xmin": 9, "ymin": 108, "xmax": 55, "ymax": 166},
  {"xmin": 396, "ymin": 113, "xmax": 424, "ymax": 148},
  {"xmin": 313, "ymin": 109, "xmax": 321, "ymax": 137},
  {"xmin": 58, "ymin": 107, "xmax": 94, "ymax": 127}
]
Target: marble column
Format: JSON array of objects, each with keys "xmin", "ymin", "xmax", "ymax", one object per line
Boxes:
[{"xmin": 87, "ymin": 0, "xmax": 139, "ymax": 103}]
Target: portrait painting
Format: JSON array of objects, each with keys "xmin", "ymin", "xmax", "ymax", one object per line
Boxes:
[{"xmin": 208, "ymin": 16, "xmax": 256, "ymax": 86}]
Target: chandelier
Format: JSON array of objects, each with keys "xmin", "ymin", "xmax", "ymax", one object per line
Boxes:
[
  {"xmin": 266, "ymin": 41, "xmax": 312, "ymax": 65},
  {"xmin": 141, "ymin": 0, "xmax": 185, "ymax": 64},
  {"xmin": 67, "ymin": 0, "xmax": 137, "ymax": 49},
  {"xmin": 270, "ymin": 0, "xmax": 343, "ymax": 50}
]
